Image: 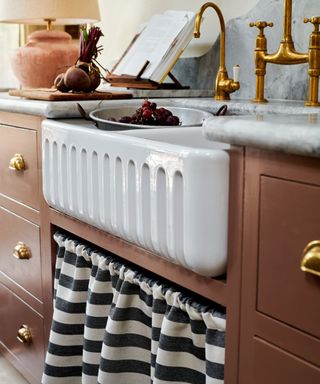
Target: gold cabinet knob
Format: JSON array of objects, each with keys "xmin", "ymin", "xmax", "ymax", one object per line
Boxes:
[
  {"xmin": 9, "ymin": 153, "xmax": 26, "ymax": 171},
  {"xmin": 13, "ymin": 242, "xmax": 32, "ymax": 260},
  {"xmin": 17, "ymin": 324, "xmax": 32, "ymax": 344},
  {"xmin": 301, "ymin": 240, "xmax": 320, "ymax": 277}
]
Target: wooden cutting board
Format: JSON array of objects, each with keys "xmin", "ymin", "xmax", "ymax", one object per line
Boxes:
[{"xmin": 9, "ymin": 88, "xmax": 133, "ymax": 101}]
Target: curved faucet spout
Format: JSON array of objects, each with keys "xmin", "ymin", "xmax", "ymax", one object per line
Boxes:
[
  {"xmin": 194, "ymin": 2, "xmax": 240, "ymax": 100},
  {"xmin": 194, "ymin": 2, "xmax": 226, "ymax": 69}
]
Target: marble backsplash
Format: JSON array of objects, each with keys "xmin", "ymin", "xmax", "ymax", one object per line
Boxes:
[{"xmin": 172, "ymin": 0, "xmax": 320, "ymax": 101}]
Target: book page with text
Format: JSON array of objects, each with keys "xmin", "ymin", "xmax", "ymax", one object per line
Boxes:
[{"xmin": 112, "ymin": 11, "xmax": 195, "ymax": 80}]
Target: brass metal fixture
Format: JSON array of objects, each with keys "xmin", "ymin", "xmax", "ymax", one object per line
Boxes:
[
  {"xmin": 301, "ymin": 240, "xmax": 320, "ymax": 277},
  {"xmin": 17, "ymin": 324, "xmax": 32, "ymax": 344},
  {"xmin": 13, "ymin": 242, "xmax": 32, "ymax": 260},
  {"xmin": 9, "ymin": 153, "xmax": 26, "ymax": 171},
  {"xmin": 44, "ymin": 18, "xmax": 56, "ymax": 31},
  {"xmin": 250, "ymin": 0, "xmax": 320, "ymax": 106},
  {"xmin": 194, "ymin": 2, "xmax": 240, "ymax": 101}
]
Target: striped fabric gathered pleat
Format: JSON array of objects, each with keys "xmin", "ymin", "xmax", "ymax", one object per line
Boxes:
[{"xmin": 42, "ymin": 231, "xmax": 226, "ymax": 384}]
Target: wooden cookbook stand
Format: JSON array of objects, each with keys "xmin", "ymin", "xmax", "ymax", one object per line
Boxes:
[{"xmin": 105, "ymin": 60, "xmax": 189, "ymax": 90}]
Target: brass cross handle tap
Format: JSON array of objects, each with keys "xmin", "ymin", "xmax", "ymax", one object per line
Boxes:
[
  {"xmin": 304, "ymin": 16, "xmax": 320, "ymax": 106},
  {"xmin": 249, "ymin": 22, "xmax": 274, "ymax": 52},
  {"xmin": 249, "ymin": 21, "xmax": 274, "ymax": 102},
  {"xmin": 304, "ymin": 17, "xmax": 320, "ymax": 31},
  {"xmin": 249, "ymin": 1, "xmax": 318, "ymax": 106},
  {"xmin": 249, "ymin": 21, "xmax": 274, "ymax": 36}
]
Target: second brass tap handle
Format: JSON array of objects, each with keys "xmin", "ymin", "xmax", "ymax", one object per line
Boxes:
[
  {"xmin": 249, "ymin": 21, "xmax": 274, "ymax": 35},
  {"xmin": 304, "ymin": 17, "xmax": 320, "ymax": 32}
]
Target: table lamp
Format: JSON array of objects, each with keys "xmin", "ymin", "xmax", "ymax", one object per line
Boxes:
[{"xmin": 0, "ymin": 0, "xmax": 100, "ymax": 88}]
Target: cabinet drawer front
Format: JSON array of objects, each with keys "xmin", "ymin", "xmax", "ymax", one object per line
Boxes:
[
  {"xmin": 0, "ymin": 283, "xmax": 45, "ymax": 382},
  {"xmin": 0, "ymin": 206, "xmax": 42, "ymax": 300},
  {"xmin": 0, "ymin": 125, "xmax": 39, "ymax": 209},
  {"xmin": 258, "ymin": 176, "xmax": 320, "ymax": 338},
  {"xmin": 253, "ymin": 337, "xmax": 320, "ymax": 383}
]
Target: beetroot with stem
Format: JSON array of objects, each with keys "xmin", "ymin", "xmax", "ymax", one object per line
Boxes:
[
  {"xmin": 79, "ymin": 26, "xmax": 104, "ymax": 65},
  {"xmin": 64, "ymin": 66, "xmax": 91, "ymax": 92},
  {"xmin": 53, "ymin": 26, "xmax": 105, "ymax": 92}
]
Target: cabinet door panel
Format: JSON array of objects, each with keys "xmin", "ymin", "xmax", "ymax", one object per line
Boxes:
[
  {"xmin": 253, "ymin": 337, "xmax": 320, "ymax": 384},
  {"xmin": 258, "ymin": 176, "xmax": 320, "ymax": 338},
  {"xmin": 0, "ymin": 206, "xmax": 42, "ymax": 300},
  {"xmin": 0, "ymin": 283, "xmax": 44, "ymax": 382},
  {"xmin": 0, "ymin": 125, "xmax": 39, "ymax": 209}
]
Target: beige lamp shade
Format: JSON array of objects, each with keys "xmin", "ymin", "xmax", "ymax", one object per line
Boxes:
[{"xmin": 0, "ymin": 0, "xmax": 100, "ymax": 25}]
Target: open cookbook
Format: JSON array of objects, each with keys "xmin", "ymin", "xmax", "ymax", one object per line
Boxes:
[{"xmin": 106, "ymin": 10, "xmax": 196, "ymax": 88}]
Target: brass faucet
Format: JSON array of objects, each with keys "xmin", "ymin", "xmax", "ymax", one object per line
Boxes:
[
  {"xmin": 194, "ymin": 2, "xmax": 240, "ymax": 101},
  {"xmin": 250, "ymin": 0, "xmax": 320, "ymax": 106}
]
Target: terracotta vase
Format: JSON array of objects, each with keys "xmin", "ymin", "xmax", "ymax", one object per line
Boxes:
[{"xmin": 11, "ymin": 30, "xmax": 79, "ymax": 88}]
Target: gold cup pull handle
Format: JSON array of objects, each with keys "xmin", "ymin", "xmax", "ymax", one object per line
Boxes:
[
  {"xmin": 9, "ymin": 153, "xmax": 26, "ymax": 171},
  {"xmin": 17, "ymin": 324, "xmax": 32, "ymax": 344},
  {"xmin": 300, "ymin": 240, "xmax": 320, "ymax": 277},
  {"xmin": 13, "ymin": 242, "xmax": 32, "ymax": 260}
]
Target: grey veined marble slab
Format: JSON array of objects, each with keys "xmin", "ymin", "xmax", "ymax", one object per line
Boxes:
[
  {"xmin": 1, "ymin": 92, "xmax": 320, "ymax": 119},
  {"xmin": 2, "ymin": 90, "xmax": 319, "ymax": 158},
  {"xmin": 203, "ymin": 114, "xmax": 320, "ymax": 158}
]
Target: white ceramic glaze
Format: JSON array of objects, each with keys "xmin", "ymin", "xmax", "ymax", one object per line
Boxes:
[{"xmin": 42, "ymin": 121, "xmax": 230, "ymax": 277}]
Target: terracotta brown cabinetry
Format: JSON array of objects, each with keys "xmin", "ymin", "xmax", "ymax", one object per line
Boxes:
[
  {"xmin": 0, "ymin": 110, "xmax": 245, "ymax": 383},
  {"xmin": 46, "ymin": 146, "xmax": 245, "ymax": 384},
  {"xmin": 2, "ymin": 108, "xmax": 319, "ymax": 384},
  {"xmin": 0, "ymin": 112, "xmax": 52, "ymax": 384},
  {"xmin": 239, "ymin": 149, "xmax": 320, "ymax": 384}
]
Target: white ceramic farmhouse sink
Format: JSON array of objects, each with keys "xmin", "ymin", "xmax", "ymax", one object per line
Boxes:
[{"xmin": 42, "ymin": 121, "xmax": 230, "ymax": 277}]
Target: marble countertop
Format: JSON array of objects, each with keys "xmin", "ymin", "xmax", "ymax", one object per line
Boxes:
[
  {"xmin": 0, "ymin": 91, "xmax": 218, "ymax": 119},
  {"xmin": 1, "ymin": 91, "xmax": 320, "ymax": 118},
  {"xmin": 0, "ymin": 92, "xmax": 319, "ymax": 158},
  {"xmin": 203, "ymin": 114, "xmax": 320, "ymax": 158}
]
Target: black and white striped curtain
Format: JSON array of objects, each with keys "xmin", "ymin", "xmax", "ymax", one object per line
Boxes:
[{"xmin": 42, "ymin": 232, "xmax": 226, "ymax": 384}]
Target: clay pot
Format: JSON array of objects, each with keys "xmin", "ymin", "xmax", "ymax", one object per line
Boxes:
[{"xmin": 11, "ymin": 30, "xmax": 79, "ymax": 88}]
